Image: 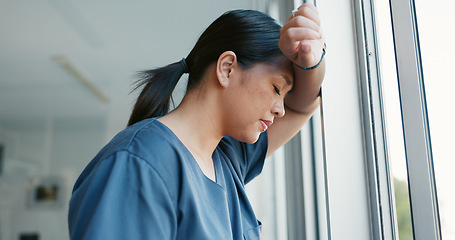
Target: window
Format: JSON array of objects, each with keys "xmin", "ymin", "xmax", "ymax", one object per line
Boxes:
[
  {"xmin": 375, "ymin": 0, "xmax": 414, "ymax": 239},
  {"xmin": 413, "ymin": 0, "xmax": 455, "ymax": 238},
  {"xmin": 281, "ymin": 0, "xmax": 447, "ymax": 239}
]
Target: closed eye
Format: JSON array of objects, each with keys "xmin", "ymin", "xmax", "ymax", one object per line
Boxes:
[{"xmin": 273, "ymin": 86, "xmax": 281, "ymax": 95}]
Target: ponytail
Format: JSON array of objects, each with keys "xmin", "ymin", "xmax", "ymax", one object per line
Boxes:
[{"xmin": 127, "ymin": 60, "xmax": 187, "ymax": 126}]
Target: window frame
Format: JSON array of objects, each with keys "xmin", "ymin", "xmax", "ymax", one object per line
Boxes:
[
  {"xmin": 388, "ymin": 0, "xmax": 442, "ymax": 239},
  {"xmin": 289, "ymin": 0, "xmax": 442, "ymax": 239},
  {"xmin": 255, "ymin": 0, "xmax": 442, "ymax": 239}
]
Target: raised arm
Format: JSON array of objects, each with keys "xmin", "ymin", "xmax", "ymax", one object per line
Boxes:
[{"xmin": 267, "ymin": 3, "xmax": 326, "ymax": 157}]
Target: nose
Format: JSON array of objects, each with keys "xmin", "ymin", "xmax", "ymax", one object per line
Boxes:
[{"xmin": 271, "ymin": 100, "xmax": 285, "ymax": 118}]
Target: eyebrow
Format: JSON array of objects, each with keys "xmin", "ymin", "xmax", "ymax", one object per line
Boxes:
[{"xmin": 281, "ymin": 75, "xmax": 292, "ymax": 86}]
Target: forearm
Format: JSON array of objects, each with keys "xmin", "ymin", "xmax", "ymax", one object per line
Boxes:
[{"xmin": 285, "ymin": 59, "xmax": 325, "ymax": 114}]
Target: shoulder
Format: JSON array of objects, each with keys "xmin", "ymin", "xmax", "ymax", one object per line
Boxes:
[
  {"xmin": 99, "ymin": 118, "xmax": 185, "ymax": 165},
  {"xmin": 73, "ymin": 118, "xmax": 187, "ymax": 196}
]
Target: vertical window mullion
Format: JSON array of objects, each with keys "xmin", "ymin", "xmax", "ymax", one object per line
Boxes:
[
  {"xmin": 389, "ymin": 0, "xmax": 441, "ymax": 239},
  {"xmin": 309, "ymin": 105, "xmax": 332, "ymax": 240},
  {"xmin": 353, "ymin": 0, "xmax": 383, "ymax": 238},
  {"xmin": 353, "ymin": 0, "xmax": 400, "ymax": 239},
  {"xmin": 275, "ymin": 1, "xmax": 308, "ymax": 239}
]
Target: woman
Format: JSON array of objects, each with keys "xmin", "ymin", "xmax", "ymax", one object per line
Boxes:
[{"xmin": 68, "ymin": 3, "xmax": 325, "ymax": 239}]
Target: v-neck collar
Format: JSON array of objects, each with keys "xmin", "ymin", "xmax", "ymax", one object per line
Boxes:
[{"xmin": 154, "ymin": 118, "xmax": 225, "ymax": 189}]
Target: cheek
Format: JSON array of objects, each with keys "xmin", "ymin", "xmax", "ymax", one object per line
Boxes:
[
  {"xmin": 232, "ymin": 76, "xmax": 275, "ymax": 119},
  {"xmin": 247, "ymin": 87, "xmax": 274, "ymax": 109}
]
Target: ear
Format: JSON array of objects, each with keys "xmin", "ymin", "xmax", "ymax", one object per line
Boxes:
[{"xmin": 216, "ymin": 51, "xmax": 237, "ymax": 88}]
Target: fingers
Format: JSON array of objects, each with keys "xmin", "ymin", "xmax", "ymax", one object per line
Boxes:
[
  {"xmin": 281, "ymin": 27, "xmax": 321, "ymax": 44},
  {"xmin": 279, "ymin": 3, "xmax": 325, "ymax": 66},
  {"xmin": 281, "ymin": 3, "xmax": 322, "ymax": 38},
  {"xmin": 282, "ymin": 16, "xmax": 321, "ymax": 36},
  {"xmin": 291, "ymin": 3, "xmax": 320, "ymax": 25}
]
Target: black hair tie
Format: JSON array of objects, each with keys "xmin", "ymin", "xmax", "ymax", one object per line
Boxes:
[{"xmin": 180, "ymin": 58, "xmax": 189, "ymax": 74}]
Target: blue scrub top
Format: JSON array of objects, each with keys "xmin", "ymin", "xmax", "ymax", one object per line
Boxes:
[{"xmin": 68, "ymin": 118, "xmax": 268, "ymax": 239}]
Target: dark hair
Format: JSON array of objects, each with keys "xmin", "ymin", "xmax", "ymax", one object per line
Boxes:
[{"xmin": 128, "ymin": 9, "xmax": 284, "ymax": 126}]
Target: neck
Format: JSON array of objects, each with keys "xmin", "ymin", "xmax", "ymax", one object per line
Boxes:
[{"xmin": 158, "ymin": 85, "xmax": 224, "ymax": 161}]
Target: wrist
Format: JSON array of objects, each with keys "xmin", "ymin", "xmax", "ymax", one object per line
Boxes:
[{"xmin": 295, "ymin": 43, "xmax": 326, "ymax": 70}]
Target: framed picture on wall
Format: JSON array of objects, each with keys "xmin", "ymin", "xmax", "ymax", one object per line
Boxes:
[
  {"xmin": 27, "ymin": 175, "xmax": 65, "ymax": 209},
  {"xmin": 20, "ymin": 232, "xmax": 39, "ymax": 240}
]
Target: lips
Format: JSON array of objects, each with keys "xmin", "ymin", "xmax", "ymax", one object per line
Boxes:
[{"xmin": 260, "ymin": 120, "xmax": 273, "ymax": 131}]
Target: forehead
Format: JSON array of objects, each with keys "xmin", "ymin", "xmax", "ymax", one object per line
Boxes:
[{"xmin": 248, "ymin": 59, "xmax": 294, "ymax": 85}]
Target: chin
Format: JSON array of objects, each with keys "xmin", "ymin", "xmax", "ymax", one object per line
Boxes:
[
  {"xmin": 228, "ymin": 125, "xmax": 262, "ymax": 144},
  {"xmin": 237, "ymin": 132, "xmax": 261, "ymax": 144}
]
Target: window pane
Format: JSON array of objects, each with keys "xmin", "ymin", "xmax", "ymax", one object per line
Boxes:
[
  {"xmin": 414, "ymin": 1, "xmax": 455, "ymax": 239},
  {"xmin": 374, "ymin": 1, "xmax": 414, "ymax": 239}
]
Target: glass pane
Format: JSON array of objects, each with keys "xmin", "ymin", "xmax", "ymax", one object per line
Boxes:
[
  {"xmin": 374, "ymin": 1, "xmax": 414, "ymax": 239},
  {"xmin": 414, "ymin": 1, "xmax": 455, "ymax": 239}
]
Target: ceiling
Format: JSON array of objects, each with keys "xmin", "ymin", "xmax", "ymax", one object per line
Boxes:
[{"xmin": 0, "ymin": 0, "xmax": 257, "ymax": 132}]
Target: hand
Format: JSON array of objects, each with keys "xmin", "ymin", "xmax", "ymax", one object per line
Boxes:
[{"xmin": 279, "ymin": 3, "xmax": 325, "ymax": 69}]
